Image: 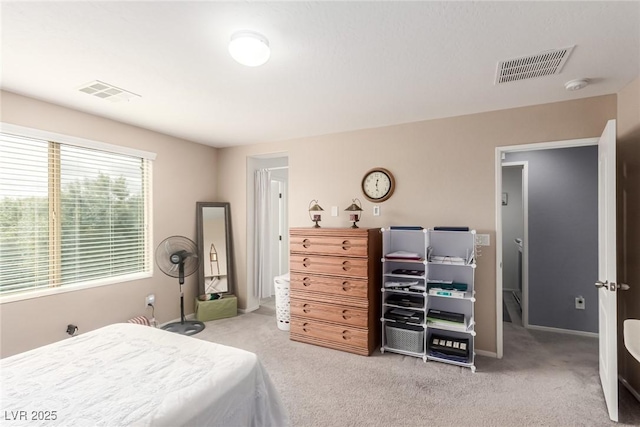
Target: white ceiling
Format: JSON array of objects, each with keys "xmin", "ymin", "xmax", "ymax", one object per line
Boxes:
[{"xmin": 1, "ymin": 1, "xmax": 639, "ymax": 148}]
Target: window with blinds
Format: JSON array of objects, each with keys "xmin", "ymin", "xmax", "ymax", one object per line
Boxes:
[{"xmin": 0, "ymin": 130, "xmax": 152, "ymax": 298}]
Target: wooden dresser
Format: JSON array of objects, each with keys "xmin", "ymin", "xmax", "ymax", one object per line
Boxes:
[{"xmin": 289, "ymin": 227, "xmax": 381, "ymax": 356}]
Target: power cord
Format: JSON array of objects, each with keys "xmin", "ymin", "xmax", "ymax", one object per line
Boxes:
[
  {"xmin": 148, "ymin": 303, "xmax": 157, "ymax": 327},
  {"xmin": 475, "ymin": 243, "xmax": 483, "ymax": 260}
]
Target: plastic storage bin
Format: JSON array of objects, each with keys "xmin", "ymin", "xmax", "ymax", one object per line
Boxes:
[
  {"xmin": 385, "ymin": 323, "xmax": 425, "ymax": 353},
  {"xmin": 274, "ymin": 272, "xmax": 290, "ymax": 331}
]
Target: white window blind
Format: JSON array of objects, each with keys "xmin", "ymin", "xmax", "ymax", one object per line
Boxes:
[{"xmin": 0, "ymin": 131, "xmax": 152, "ymax": 297}]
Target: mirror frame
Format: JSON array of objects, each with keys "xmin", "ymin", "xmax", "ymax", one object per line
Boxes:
[{"xmin": 196, "ymin": 202, "xmax": 234, "ymax": 296}]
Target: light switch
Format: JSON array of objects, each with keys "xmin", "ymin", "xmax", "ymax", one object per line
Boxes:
[
  {"xmin": 331, "ymin": 206, "xmax": 338, "ymax": 217},
  {"xmin": 373, "ymin": 206, "xmax": 380, "ymax": 216}
]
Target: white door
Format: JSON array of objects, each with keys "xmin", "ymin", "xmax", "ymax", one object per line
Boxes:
[
  {"xmin": 269, "ymin": 180, "xmax": 281, "ymax": 277},
  {"xmin": 597, "ymin": 119, "xmax": 618, "ymax": 422}
]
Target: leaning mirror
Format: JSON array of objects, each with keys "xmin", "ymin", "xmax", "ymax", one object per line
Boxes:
[{"xmin": 196, "ymin": 202, "xmax": 234, "ymax": 296}]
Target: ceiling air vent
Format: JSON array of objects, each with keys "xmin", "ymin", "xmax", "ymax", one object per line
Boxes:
[
  {"xmin": 78, "ymin": 80, "xmax": 141, "ymax": 102},
  {"xmin": 495, "ymin": 46, "xmax": 575, "ymax": 84}
]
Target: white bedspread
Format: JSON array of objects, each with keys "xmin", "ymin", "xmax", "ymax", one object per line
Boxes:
[{"xmin": 0, "ymin": 323, "xmax": 289, "ymax": 427}]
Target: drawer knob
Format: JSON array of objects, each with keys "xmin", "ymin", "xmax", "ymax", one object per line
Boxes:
[
  {"xmin": 302, "ymin": 323, "xmax": 310, "ymax": 333},
  {"xmin": 342, "ymin": 330, "xmax": 352, "ymax": 340},
  {"xmin": 341, "ymin": 310, "xmax": 352, "ymax": 320},
  {"xmin": 303, "ymin": 258, "xmax": 311, "ymax": 268},
  {"xmin": 342, "ymin": 261, "xmax": 351, "ymax": 271},
  {"xmin": 302, "ymin": 304, "xmax": 311, "ymax": 314},
  {"xmin": 342, "ymin": 281, "xmax": 352, "ymax": 292},
  {"xmin": 302, "ymin": 277, "xmax": 311, "ymax": 286},
  {"xmin": 341, "ymin": 240, "xmax": 352, "ymax": 251},
  {"xmin": 302, "ymin": 239, "xmax": 311, "ymax": 248}
]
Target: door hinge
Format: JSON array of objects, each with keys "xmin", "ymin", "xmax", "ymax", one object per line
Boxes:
[
  {"xmin": 279, "ymin": 193, "xmax": 282, "ymax": 198},
  {"xmin": 279, "ymin": 235, "xmax": 282, "ymax": 241}
]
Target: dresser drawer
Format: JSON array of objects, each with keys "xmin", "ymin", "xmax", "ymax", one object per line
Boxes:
[
  {"xmin": 290, "ymin": 235, "xmax": 368, "ymax": 257},
  {"xmin": 290, "ymin": 298, "xmax": 368, "ymax": 328},
  {"xmin": 290, "ymin": 318, "xmax": 369, "ymax": 349},
  {"xmin": 290, "ymin": 273, "xmax": 368, "ymax": 299},
  {"xmin": 290, "ymin": 254, "xmax": 368, "ymax": 278}
]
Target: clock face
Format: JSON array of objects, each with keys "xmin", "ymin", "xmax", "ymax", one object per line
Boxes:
[{"xmin": 362, "ymin": 168, "xmax": 395, "ymax": 202}]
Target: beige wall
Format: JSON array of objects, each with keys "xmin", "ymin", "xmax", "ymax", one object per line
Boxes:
[
  {"xmin": 617, "ymin": 76, "xmax": 640, "ymax": 395},
  {"xmin": 219, "ymin": 95, "xmax": 616, "ymax": 354},
  {"xmin": 0, "ymin": 91, "xmax": 218, "ymax": 357},
  {"xmin": 0, "ymin": 90, "xmax": 620, "ymax": 358}
]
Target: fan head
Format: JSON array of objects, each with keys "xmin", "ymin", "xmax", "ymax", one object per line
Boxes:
[{"xmin": 155, "ymin": 236, "xmax": 200, "ymax": 279}]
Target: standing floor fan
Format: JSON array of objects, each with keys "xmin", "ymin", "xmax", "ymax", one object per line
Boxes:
[{"xmin": 155, "ymin": 236, "xmax": 205, "ymax": 335}]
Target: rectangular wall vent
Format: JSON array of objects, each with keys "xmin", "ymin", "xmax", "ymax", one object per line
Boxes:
[
  {"xmin": 495, "ymin": 46, "xmax": 575, "ymax": 84},
  {"xmin": 78, "ymin": 80, "xmax": 141, "ymax": 102}
]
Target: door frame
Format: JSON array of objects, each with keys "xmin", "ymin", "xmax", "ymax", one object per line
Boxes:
[
  {"xmin": 501, "ymin": 161, "xmax": 529, "ymax": 328},
  {"xmin": 495, "ymin": 137, "xmax": 598, "ymax": 359}
]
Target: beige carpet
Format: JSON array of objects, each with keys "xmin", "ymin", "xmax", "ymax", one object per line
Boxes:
[{"xmin": 195, "ymin": 300, "xmax": 640, "ymax": 427}]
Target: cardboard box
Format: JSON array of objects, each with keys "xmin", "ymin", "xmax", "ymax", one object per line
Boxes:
[{"xmin": 195, "ymin": 295, "xmax": 237, "ymax": 322}]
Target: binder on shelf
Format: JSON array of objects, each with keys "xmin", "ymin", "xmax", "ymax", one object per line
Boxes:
[
  {"xmin": 428, "ymin": 288, "xmax": 465, "ymax": 298},
  {"xmin": 387, "ymin": 294, "xmax": 424, "ymax": 308},
  {"xmin": 385, "ymin": 250, "xmax": 423, "ymax": 261},
  {"xmin": 433, "ymin": 226, "xmax": 470, "ymax": 232},
  {"xmin": 427, "ymin": 281, "xmax": 468, "ymax": 292},
  {"xmin": 385, "ymin": 308, "xmax": 425, "ymax": 324},
  {"xmin": 391, "ymin": 268, "xmax": 424, "ymax": 276},
  {"xmin": 384, "ymin": 280, "xmax": 419, "ymax": 288},
  {"xmin": 426, "ymin": 309, "xmax": 465, "ymax": 324}
]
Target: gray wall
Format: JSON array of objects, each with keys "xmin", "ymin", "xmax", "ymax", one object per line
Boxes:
[
  {"xmin": 502, "ymin": 165, "xmax": 524, "ymax": 291},
  {"xmin": 505, "ymin": 146, "xmax": 598, "ymax": 333}
]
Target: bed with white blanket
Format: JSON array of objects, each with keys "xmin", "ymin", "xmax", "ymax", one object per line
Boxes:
[{"xmin": 0, "ymin": 323, "xmax": 289, "ymax": 426}]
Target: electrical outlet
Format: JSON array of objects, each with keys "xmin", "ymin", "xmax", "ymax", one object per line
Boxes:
[
  {"xmin": 373, "ymin": 206, "xmax": 380, "ymax": 216},
  {"xmin": 575, "ymin": 296, "xmax": 585, "ymax": 310},
  {"xmin": 145, "ymin": 294, "xmax": 155, "ymax": 307},
  {"xmin": 331, "ymin": 206, "xmax": 338, "ymax": 217},
  {"xmin": 475, "ymin": 234, "xmax": 490, "ymax": 246}
]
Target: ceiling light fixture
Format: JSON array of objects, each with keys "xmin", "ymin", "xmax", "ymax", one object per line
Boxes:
[
  {"xmin": 228, "ymin": 30, "xmax": 270, "ymax": 67},
  {"xmin": 564, "ymin": 79, "xmax": 589, "ymax": 91}
]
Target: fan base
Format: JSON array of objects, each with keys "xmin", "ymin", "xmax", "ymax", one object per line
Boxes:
[{"xmin": 161, "ymin": 320, "xmax": 205, "ymax": 336}]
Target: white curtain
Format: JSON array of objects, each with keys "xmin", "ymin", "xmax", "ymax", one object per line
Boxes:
[{"xmin": 254, "ymin": 169, "xmax": 273, "ymax": 298}]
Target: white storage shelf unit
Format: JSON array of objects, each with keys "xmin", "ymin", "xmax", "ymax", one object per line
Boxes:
[
  {"xmin": 380, "ymin": 228, "xmax": 428, "ymax": 359},
  {"xmin": 380, "ymin": 227, "xmax": 477, "ymax": 372}
]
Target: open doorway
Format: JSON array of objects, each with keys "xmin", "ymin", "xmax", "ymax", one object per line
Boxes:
[
  {"xmin": 245, "ymin": 154, "xmax": 289, "ymax": 313},
  {"xmin": 496, "ymin": 137, "xmax": 600, "ymax": 359}
]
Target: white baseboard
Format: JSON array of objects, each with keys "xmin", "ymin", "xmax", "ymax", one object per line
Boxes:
[
  {"xmin": 527, "ymin": 324, "xmax": 598, "ymax": 338},
  {"xmin": 620, "ymin": 376, "xmax": 640, "ymax": 403},
  {"xmin": 238, "ymin": 305, "xmax": 259, "ymax": 314},
  {"xmin": 476, "ymin": 349, "xmax": 498, "ymax": 358}
]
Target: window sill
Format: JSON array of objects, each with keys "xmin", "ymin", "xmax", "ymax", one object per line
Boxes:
[{"xmin": 0, "ymin": 272, "xmax": 153, "ymax": 304}]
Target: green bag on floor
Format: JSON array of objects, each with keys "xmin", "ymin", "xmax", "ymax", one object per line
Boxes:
[{"xmin": 195, "ymin": 295, "xmax": 237, "ymax": 321}]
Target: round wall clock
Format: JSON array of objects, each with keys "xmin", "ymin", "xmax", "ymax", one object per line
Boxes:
[{"xmin": 361, "ymin": 167, "xmax": 395, "ymax": 203}]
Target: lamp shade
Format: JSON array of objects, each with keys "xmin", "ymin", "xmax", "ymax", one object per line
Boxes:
[
  {"xmin": 344, "ymin": 203, "xmax": 363, "ymax": 213},
  {"xmin": 229, "ymin": 30, "xmax": 270, "ymax": 67},
  {"xmin": 309, "ymin": 203, "xmax": 324, "ymax": 212}
]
